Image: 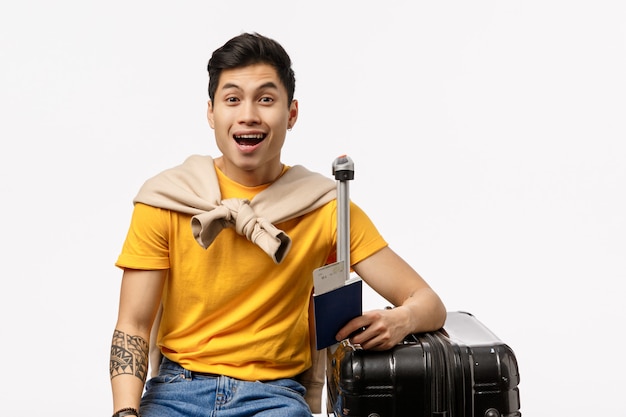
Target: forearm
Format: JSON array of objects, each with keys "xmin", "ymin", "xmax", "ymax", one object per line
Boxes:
[
  {"xmin": 396, "ymin": 286, "xmax": 447, "ymax": 335},
  {"xmin": 347, "ymin": 247, "xmax": 447, "ymax": 350},
  {"xmin": 110, "ymin": 268, "xmax": 166, "ymax": 412},
  {"xmin": 110, "ymin": 328, "xmax": 150, "ymax": 411},
  {"xmin": 353, "ymin": 247, "xmax": 446, "ymax": 334}
]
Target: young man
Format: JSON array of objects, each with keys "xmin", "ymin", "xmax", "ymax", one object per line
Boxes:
[{"xmin": 109, "ymin": 32, "xmax": 446, "ymax": 417}]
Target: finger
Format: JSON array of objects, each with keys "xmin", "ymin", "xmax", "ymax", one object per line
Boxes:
[
  {"xmin": 351, "ymin": 325, "xmax": 395, "ymax": 350},
  {"xmin": 336, "ymin": 316, "xmax": 370, "ymax": 341}
]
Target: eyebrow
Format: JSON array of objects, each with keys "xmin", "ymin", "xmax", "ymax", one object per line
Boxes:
[{"xmin": 220, "ymin": 81, "xmax": 280, "ymax": 92}]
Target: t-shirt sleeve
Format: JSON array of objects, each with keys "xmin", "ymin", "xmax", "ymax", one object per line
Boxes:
[
  {"xmin": 115, "ymin": 203, "xmax": 171, "ymax": 270},
  {"xmin": 348, "ymin": 201, "xmax": 388, "ymax": 265}
]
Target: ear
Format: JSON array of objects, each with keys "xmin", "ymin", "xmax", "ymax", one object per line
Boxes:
[
  {"xmin": 207, "ymin": 100, "xmax": 215, "ymax": 129},
  {"xmin": 287, "ymin": 99, "xmax": 299, "ymax": 130}
]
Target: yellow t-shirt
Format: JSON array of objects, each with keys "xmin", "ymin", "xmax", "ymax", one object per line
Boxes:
[{"xmin": 116, "ymin": 166, "xmax": 387, "ymax": 381}]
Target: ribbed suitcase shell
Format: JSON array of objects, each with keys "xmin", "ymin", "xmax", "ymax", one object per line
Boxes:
[{"xmin": 326, "ymin": 311, "xmax": 521, "ymax": 417}]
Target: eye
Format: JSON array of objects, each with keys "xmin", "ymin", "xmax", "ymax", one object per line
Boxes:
[
  {"xmin": 226, "ymin": 96, "xmax": 240, "ymax": 103},
  {"xmin": 259, "ymin": 96, "xmax": 274, "ymax": 104}
]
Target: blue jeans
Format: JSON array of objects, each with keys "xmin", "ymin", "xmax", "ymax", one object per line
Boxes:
[{"xmin": 140, "ymin": 358, "xmax": 312, "ymax": 417}]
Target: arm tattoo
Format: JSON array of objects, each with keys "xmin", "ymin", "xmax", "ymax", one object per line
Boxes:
[{"xmin": 110, "ymin": 329, "xmax": 149, "ymax": 383}]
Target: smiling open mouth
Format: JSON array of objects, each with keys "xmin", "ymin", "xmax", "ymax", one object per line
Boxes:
[{"xmin": 234, "ymin": 134, "xmax": 266, "ymax": 147}]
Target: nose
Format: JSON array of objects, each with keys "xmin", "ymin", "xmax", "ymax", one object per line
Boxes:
[{"xmin": 238, "ymin": 101, "xmax": 261, "ymax": 125}]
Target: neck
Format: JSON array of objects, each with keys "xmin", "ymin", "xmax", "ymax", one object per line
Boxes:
[{"xmin": 214, "ymin": 157, "xmax": 284, "ymax": 187}]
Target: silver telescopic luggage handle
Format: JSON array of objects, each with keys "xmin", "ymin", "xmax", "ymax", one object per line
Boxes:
[{"xmin": 332, "ymin": 155, "xmax": 355, "ymax": 282}]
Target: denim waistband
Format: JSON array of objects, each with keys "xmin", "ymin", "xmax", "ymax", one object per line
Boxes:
[{"xmin": 158, "ymin": 356, "xmax": 222, "ymax": 379}]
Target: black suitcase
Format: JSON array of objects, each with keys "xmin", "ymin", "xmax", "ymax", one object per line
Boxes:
[{"xmin": 326, "ymin": 311, "xmax": 521, "ymax": 417}]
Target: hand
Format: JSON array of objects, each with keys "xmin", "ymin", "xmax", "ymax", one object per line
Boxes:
[{"xmin": 335, "ymin": 307, "xmax": 411, "ymax": 351}]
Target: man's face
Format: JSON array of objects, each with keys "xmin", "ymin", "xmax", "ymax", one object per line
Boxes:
[{"xmin": 207, "ymin": 63, "xmax": 298, "ymax": 186}]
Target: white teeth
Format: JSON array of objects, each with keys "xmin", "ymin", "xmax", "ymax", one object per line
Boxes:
[{"xmin": 236, "ymin": 134, "xmax": 264, "ymax": 139}]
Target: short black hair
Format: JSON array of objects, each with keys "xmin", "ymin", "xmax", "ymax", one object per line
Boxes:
[{"xmin": 207, "ymin": 32, "xmax": 296, "ymax": 106}]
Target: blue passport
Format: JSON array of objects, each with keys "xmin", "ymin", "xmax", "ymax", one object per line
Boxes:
[{"xmin": 313, "ymin": 278, "xmax": 362, "ymax": 350}]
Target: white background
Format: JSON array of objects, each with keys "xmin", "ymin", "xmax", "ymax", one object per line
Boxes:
[{"xmin": 1, "ymin": 1, "xmax": 624, "ymax": 415}]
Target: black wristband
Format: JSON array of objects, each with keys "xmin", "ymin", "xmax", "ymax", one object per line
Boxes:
[{"xmin": 112, "ymin": 407, "xmax": 140, "ymax": 417}]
